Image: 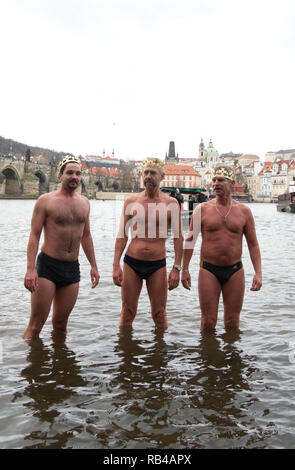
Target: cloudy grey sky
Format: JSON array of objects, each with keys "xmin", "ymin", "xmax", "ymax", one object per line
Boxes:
[{"xmin": 1, "ymin": 0, "xmax": 294, "ymax": 160}]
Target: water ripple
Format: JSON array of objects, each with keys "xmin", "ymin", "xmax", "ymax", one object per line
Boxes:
[{"xmin": 0, "ymin": 201, "xmax": 295, "ymax": 448}]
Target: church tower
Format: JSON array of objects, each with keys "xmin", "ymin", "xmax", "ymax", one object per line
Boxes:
[
  {"xmin": 199, "ymin": 138, "xmax": 205, "ymax": 159},
  {"xmin": 165, "ymin": 141, "xmax": 179, "ymax": 163},
  {"xmin": 205, "ymin": 139, "xmax": 219, "ymax": 167}
]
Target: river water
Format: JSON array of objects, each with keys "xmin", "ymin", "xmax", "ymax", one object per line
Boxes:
[{"xmin": 0, "ymin": 199, "xmax": 294, "ymax": 449}]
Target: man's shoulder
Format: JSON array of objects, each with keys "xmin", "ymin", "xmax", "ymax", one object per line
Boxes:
[
  {"xmin": 165, "ymin": 194, "xmax": 179, "ymax": 204},
  {"xmin": 199, "ymin": 200, "xmax": 213, "ymax": 211},
  {"xmin": 237, "ymin": 202, "xmax": 253, "ymax": 218},
  {"xmin": 124, "ymin": 193, "xmax": 143, "ymax": 204},
  {"xmin": 76, "ymin": 193, "xmax": 90, "ymax": 204},
  {"xmin": 234, "ymin": 200, "xmax": 250, "ymax": 212},
  {"xmin": 36, "ymin": 191, "xmax": 55, "ymax": 206}
]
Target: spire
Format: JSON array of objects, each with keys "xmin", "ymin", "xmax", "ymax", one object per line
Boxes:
[{"xmin": 168, "ymin": 141, "xmax": 176, "ymax": 159}]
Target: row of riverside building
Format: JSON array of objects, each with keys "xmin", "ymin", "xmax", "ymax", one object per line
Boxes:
[{"xmin": 80, "ymin": 139, "xmax": 295, "ymax": 201}]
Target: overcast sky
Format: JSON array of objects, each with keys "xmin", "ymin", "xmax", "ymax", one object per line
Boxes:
[{"xmin": 1, "ymin": 0, "xmax": 294, "ymax": 161}]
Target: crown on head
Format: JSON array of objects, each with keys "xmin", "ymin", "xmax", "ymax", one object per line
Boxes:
[
  {"xmin": 142, "ymin": 158, "xmax": 165, "ymax": 170},
  {"xmin": 58, "ymin": 155, "xmax": 81, "ymax": 172},
  {"xmin": 212, "ymin": 166, "xmax": 234, "ymax": 181}
]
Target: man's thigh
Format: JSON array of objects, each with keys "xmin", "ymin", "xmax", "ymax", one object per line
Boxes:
[
  {"xmin": 146, "ymin": 267, "xmax": 167, "ymax": 311},
  {"xmin": 121, "ymin": 262, "xmax": 143, "ymax": 308},
  {"xmin": 198, "ymin": 268, "xmax": 222, "ymax": 319},
  {"xmin": 31, "ymin": 277, "xmax": 56, "ymax": 321},
  {"xmin": 52, "ymin": 282, "xmax": 80, "ymax": 322},
  {"xmin": 222, "ymin": 268, "xmax": 245, "ymax": 325},
  {"xmin": 146, "ymin": 267, "xmax": 168, "ymax": 327}
]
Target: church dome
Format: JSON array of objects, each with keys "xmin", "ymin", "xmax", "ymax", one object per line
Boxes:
[{"xmin": 206, "ymin": 139, "xmax": 218, "ymax": 153}]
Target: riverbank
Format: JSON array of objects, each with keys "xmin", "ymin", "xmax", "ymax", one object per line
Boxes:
[{"xmin": 0, "ymin": 192, "xmax": 273, "ymax": 202}]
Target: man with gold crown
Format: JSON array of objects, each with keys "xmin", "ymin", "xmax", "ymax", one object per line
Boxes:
[
  {"xmin": 112, "ymin": 158, "xmax": 183, "ymax": 328},
  {"xmin": 23, "ymin": 156, "xmax": 99, "ymax": 339},
  {"xmin": 181, "ymin": 163, "xmax": 262, "ymax": 331}
]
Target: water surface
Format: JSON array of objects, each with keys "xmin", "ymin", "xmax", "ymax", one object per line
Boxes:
[{"xmin": 0, "ymin": 200, "xmax": 294, "ymax": 449}]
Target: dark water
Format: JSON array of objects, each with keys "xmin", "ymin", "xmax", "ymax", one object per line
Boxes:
[{"xmin": 0, "ymin": 200, "xmax": 294, "ymax": 449}]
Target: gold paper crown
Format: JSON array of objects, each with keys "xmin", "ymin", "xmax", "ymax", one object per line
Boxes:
[
  {"xmin": 212, "ymin": 166, "xmax": 234, "ymax": 181},
  {"xmin": 58, "ymin": 156, "xmax": 81, "ymax": 172},
  {"xmin": 142, "ymin": 158, "xmax": 165, "ymax": 170}
]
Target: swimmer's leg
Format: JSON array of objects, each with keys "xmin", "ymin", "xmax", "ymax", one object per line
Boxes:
[
  {"xmin": 198, "ymin": 267, "xmax": 222, "ymax": 331},
  {"xmin": 222, "ymin": 268, "xmax": 245, "ymax": 330},
  {"xmin": 22, "ymin": 278, "xmax": 56, "ymax": 339},
  {"xmin": 52, "ymin": 282, "xmax": 79, "ymax": 334},
  {"xmin": 120, "ymin": 262, "xmax": 143, "ymax": 326},
  {"xmin": 146, "ymin": 266, "xmax": 168, "ymax": 328}
]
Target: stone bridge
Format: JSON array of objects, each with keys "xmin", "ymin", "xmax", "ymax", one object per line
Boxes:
[{"xmin": 0, "ymin": 156, "xmax": 97, "ymax": 198}]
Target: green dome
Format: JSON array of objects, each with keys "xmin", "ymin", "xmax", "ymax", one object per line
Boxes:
[{"xmin": 206, "ymin": 139, "xmax": 218, "ymax": 153}]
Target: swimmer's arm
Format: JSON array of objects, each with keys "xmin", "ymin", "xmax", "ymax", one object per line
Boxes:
[
  {"xmin": 181, "ymin": 204, "xmax": 202, "ymax": 290},
  {"xmin": 244, "ymin": 208, "xmax": 262, "ymax": 291},
  {"xmin": 170, "ymin": 200, "xmax": 183, "ymax": 266},
  {"xmin": 112, "ymin": 201, "xmax": 130, "ymax": 286},
  {"xmin": 168, "ymin": 202, "xmax": 183, "ymax": 290},
  {"xmin": 81, "ymin": 211, "xmax": 100, "ymax": 288},
  {"xmin": 24, "ymin": 197, "xmax": 46, "ymax": 292},
  {"xmin": 27, "ymin": 197, "xmax": 46, "ymax": 269}
]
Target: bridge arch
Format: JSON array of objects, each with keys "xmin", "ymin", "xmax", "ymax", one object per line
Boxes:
[
  {"xmin": 33, "ymin": 169, "xmax": 49, "ymax": 195},
  {"xmin": 1, "ymin": 165, "xmax": 22, "ymax": 195},
  {"xmin": 80, "ymin": 179, "xmax": 87, "ymax": 196}
]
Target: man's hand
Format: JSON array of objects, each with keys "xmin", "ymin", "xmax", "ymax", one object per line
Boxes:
[
  {"xmin": 24, "ymin": 269, "xmax": 39, "ymax": 293},
  {"xmin": 113, "ymin": 265, "xmax": 123, "ymax": 286},
  {"xmin": 250, "ymin": 273, "xmax": 262, "ymax": 291},
  {"xmin": 181, "ymin": 269, "xmax": 191, "ymax": 290},
  {"xmin": 168, "ymin": 267, "xmax": 180, "ymax": 291},
  {"xmin": 90, "ymin": 267, "xmax": 100, "ymax": 288}
]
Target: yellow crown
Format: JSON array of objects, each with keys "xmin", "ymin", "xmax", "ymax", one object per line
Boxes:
[
  {"xmin": 212, "ymin": 166, "xmax": 234, "ymax": 181},
  {"xmin": 58, "ymin": 156, "xmax": 81, "ymax": 172},
  {"xmin": 142, "ymin": 158, "xmax": 165, "ymax": 170}
]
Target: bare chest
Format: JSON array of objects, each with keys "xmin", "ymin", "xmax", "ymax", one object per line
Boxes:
[
  {"xmin": 127, "ymin": 201, "xmax": 171, "ymax": 225},
  {"xmin": 202, "ymin": 207, "xmax": 245, "ymax": 234},
  {"xmin": 48, "ymin": 203, "xmax": 87, "ymax": 226}
]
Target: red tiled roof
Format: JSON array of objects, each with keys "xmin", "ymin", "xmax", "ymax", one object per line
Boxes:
[
  {"xmin": 258, "ymin": 161, "xmax": 273, "ymax": 175},
  {"xmin": 91, "ymin": 167, "xmax": 107, "ymax": 176},
  {"xmin": 85, "ymin": 155, "xmax": 120, "ymax": 162},
  {"xmin": 240, "ymin": 154, "xmax": 260, "ymax": 159},
  {"xmin": 109, "ymin": 168, "xmax": 120, "ymax": 177},
  {"xmin": 164, "ymin": 164, "xmax": 199, "ymax": 176}
]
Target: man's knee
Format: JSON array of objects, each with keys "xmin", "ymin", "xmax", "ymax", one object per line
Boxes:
[
  {"xmin": 120, "ymin": 303, "xmax": 137, "ymax": 325},
  {"xmin": 224, "ymin": 315, "xmax": 240, "ymax": 330},
  {"xmin": 52, "ymin": 318, "xmax": 67, "ymax": 333},
  {"xmin": 151, "ymin": 308, "xmax": 167, "ymax": 327},
  {"xmin": 201, "ymin": 314, "xmax": 217, "ymax": 331}
]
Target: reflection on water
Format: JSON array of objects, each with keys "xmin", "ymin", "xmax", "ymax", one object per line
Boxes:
[
  {"xmin": 0, "ymin": 201, "xmax": 294, "ymax": 449},
  {"xmin": 97, "ymin": 328, "xmax": 273, "ymax": 449},
  {"xmin": 17, "ymin": 334, "xmax": 87, "ymax": 449}
]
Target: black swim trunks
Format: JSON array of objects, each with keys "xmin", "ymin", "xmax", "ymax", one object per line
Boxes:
[
  {"xmin": 36, "ymin": 252, "xmax": 80, "ymax": 288},
  {"xmin": 123, "ymin": 254, "xmax": 166, "ymax": 280},
  {"xmin": 200, "ymin": 260, "xmax": 243, "ymax": 286}
]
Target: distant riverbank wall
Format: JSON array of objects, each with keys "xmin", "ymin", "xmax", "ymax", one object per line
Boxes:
[{"xmin": 96, "ymin": 191, "xmax": 136, "ymax": 200}]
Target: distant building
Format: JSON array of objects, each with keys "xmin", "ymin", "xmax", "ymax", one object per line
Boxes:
[
  {"xmin": 198, "ymin": 138, "xmax": 219, "ymax": 168},
  {"xmin": 165, "ymin": 141, "xmax": 179, "ymax": 164},
  {"xmin": 219, "ymin": 152, "xmax": 243, "ymax": 162},
  {"xmin": 161, "ymin": 164, "xmax": 201, "ymax": 189},
  {"xmin": 236, "ymin": 154, "xmax": 260, "ymax": 168},
  {"xmin": 82, "ymin": 153, "xmax": 121, "ymax": 169},
  {"xmin": 258, "ymin": 169, "xmax": 272, "ymax": 198},
  {"xmin": 266, "ymin": 149, "xmax": 295, "ymax": 162}
]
